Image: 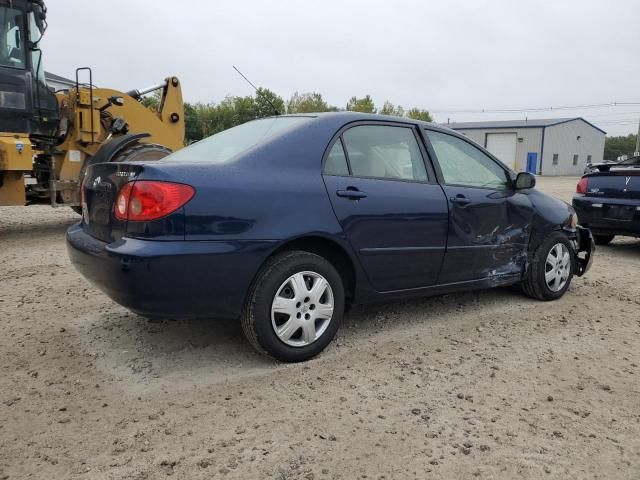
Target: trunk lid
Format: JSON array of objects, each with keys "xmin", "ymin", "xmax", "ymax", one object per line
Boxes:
[
  {"xmin": 81, "ymin": 163, "xmax": 143, "ymax": 242},
  {"xmin": 584, "ymin": 168, "xmax": 640, "ymax": 200}
]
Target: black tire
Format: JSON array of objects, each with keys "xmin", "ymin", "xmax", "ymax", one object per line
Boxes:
[
  {"xmin": 72, "ymin": 144, "xmax": 171, "ymax": 214},
  {"xmin": 111, "ymin": 143, "xmax": 172, "ymax": 163},
  {"xmin": 241, "ymin": 251, "xmax": 345, "ymax": 362},
  {"xmin": 593, "ymin": 234, "xmax": 615, "ymax": 246},
  {"xmin": 521, "ymin": 232, "xmax": 574, "ymax": 301}
]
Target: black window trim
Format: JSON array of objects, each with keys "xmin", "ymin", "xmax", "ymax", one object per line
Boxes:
[
  {"xmin": 321, "ymin": 120, "xmax": 438, "ymax": 185},
  {"xmin": 422, "ymin": 126, "xmax": 516, "ymax": 191}
]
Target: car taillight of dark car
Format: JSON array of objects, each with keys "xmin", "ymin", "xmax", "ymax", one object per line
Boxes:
[
  {"xmin": 576, "ymin": 177, "xmax": 589, "ymax": 194},
  {"xmin": 114, "ymin": 181, "xmax": 195, "ymax": 221}
]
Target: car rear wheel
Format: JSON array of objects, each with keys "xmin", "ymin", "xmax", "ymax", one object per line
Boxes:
[
  {"xmin": 522, "ymin": 232, "xmax": 574, "ymax": 301},
  {"xmin": 241, "ymin": 251, "xmax": 345, "ymax": 362},
  {"xmin": 593, "ymin": 234, "xmax": 615, "ymax": 246}
]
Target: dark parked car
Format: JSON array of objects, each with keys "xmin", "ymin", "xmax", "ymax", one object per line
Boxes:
[
  {"xmin": 67, "ymin": 113, "xmax": 594, "ymax": 362},
  {"xmin": 583, "ymin": 156, "xmax": 640, "ymax": 175},
  {"xmin": 573, "ymin": 156, "xmax": 640, "ymax": 244}
]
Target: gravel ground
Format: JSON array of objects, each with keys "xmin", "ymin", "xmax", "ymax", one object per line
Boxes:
[{"xmin": 1, "ymin": 176, "xmax": 639, "ymax": 480}]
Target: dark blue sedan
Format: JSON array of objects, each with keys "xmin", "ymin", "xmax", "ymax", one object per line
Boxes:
[{"xmin": 67, "ymin": 113, "xmax": 594, "ymax": 362}]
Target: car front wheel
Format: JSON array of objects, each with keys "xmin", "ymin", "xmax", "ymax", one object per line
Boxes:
[
  {"xmin": 522, "ymin": 232, "xmax": 574, "ymax": 301},
  {"xmin": 241, "ymin": 251, "xmax": 345, "ymax": 362}
]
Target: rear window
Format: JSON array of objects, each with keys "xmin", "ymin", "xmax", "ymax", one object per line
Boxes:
[{"xmin": 165, "ymin": 116, "xmax": 311, "ymax": 163}]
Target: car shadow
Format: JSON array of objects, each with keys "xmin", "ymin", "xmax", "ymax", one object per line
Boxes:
[
  {"xmin": 605, "ymin": 237, "xmax": 640, "ymax": 254},
  {"xmin": 87, "ymin": 285, "xmax": 527, "ymax": 389}
]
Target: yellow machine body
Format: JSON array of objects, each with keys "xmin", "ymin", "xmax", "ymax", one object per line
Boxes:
[
  {"xmin": 0, "ymin": 134, "xmax": 33, "ymax": 205},
  {"xmin": 0, "ymin": 76, "xmax": 184, "ymax": 207}
]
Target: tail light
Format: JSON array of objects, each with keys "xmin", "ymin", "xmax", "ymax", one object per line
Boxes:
[
  {"xmin": 576, "ymin": 177, "xmax": 589, "ymax": 194},
  {"xmin": 115, "ymin": 181, "xmax": 195, "ymax": 221}
]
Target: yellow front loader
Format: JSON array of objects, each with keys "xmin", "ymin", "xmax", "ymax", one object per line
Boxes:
[{"xmin": 0, "ymin": 0, "xmax": 184, "ymax": 209}]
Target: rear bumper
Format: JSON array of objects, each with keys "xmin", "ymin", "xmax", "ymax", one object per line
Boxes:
[
  {"xmin": 66, "ymin": 224, "xmax": 275, "ymax": 319},
  {"xmin": 573, "ymin": 195, "xmax": 640, "ymax": 238}
]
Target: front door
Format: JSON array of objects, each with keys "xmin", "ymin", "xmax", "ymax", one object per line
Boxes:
[
  {"xmin": 322, "ymin": 123, "xmax": 449, "ymax": 292},
  {"xmin": 424, "ymin": 129, "xmax": 534, "ymax": 284}
]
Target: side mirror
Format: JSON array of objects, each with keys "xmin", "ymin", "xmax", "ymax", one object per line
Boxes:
[{"xmin": 515, "ymin": 172, "xmax": 536, "ymax": 190}]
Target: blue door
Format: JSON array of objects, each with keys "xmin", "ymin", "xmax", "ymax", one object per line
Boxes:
[
  {"xmin": 424, "ymin": 130, "xmax": 534, "ymax": 283},
  {"xmin": 526, "ymin": 152, "xmax": 538, "ymax": 174},
  {"xmin": 322, "ymin": 124, "xmax": 449, "ymax": 292}
]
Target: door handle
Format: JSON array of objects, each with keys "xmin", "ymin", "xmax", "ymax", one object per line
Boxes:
[
  {"xmin": 449, "ymin": 195, "xmax": 471, "ymax": 206},
  {"xmin": 336, "ymin": 189, "xmax": 367, "ymax": 200}
]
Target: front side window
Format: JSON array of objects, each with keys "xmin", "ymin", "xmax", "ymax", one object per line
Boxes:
[
  {"xmin": 341, "ymin": 125, "xmax": 427, "ymax": 181},
  {"xmin": 425, "ymin": 130, "xmax": 509, "ymax": 189},
  {"xmin": 0, "ymin": 7, "xmax": 26, "ymax": 69}
]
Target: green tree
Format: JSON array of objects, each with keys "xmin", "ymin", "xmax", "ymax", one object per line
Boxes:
[
  {"xmin": 406, "ymin": 108, "xmax": 432, "ymax": 122},
  {"xmin": 141, "ymin": 90, "xmax": 161, "ymax": 110},
  {"xmin": 379, "ymin": 101, "xmax": 404, "ymax": 117},
  {"xmin": 254, "ymin": 87, "xmax": 285, "ymax": 117},
  {"xmin": 183, "ymin": 102, "xmax": 202, "ymax": 144},
  {"xmin": 604, "ymin": 134, "xmax": 638, "ymax": 161},
  {"xmin": 287, "ymin": 92, "xmax": 334, "ymax": 113},
  {"xmin": 346, "ymin": 95, "xmax": 376, "ymax": 113}
]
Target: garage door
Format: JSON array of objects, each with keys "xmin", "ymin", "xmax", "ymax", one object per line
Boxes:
[{"xmin": 485, "ymin": 133, "xmax": 517, "ymax": 169}]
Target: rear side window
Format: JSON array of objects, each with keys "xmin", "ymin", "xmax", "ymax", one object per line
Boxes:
[
  {"xmin": 340, "ymin": 125, "xmax": 427, "ymax": 181},
  {"xmin": 425, "ymin": 130, "xmax": 509, "ymax": 189},
  {"xmin": 323, "ymin": 140, "xmax": 350, "ymax": 176},
  {"xmin": 165, "ymin": 116, "xmax": 311, "ymax": 163}
]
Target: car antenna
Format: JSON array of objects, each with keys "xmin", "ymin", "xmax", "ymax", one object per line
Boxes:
[{"xmin": 233, "ymin": 65, "xmax": 281, "ymax": 116}]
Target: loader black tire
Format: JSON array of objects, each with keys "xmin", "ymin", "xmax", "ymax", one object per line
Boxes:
[
  {"xmin": 71, "ymin": 143, "xmax": 171, "ymax": 215},
  {"xmin": 110, "ymin": 143, "xmax": 172, "ymax": 163}
]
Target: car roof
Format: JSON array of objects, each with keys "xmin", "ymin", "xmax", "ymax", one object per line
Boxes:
[{"xmin": 267, "ymin": 111, "xmax": 455, "ymax": 133}]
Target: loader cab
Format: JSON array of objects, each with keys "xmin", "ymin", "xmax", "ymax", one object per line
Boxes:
[{"xmin": 0, "ymin": 0, "xmax": 58, "ymax": 139}]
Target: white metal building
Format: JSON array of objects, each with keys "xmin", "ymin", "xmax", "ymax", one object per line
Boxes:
[
  {"xmin": 45, "ymin": 71, "xmax": 75, "ymax": 91},
  {"xmin": 447, "ymin": 118, "xmax": 606, "ymax": 176}
]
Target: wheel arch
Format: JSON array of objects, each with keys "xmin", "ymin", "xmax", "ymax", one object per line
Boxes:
[{"xmin": 266, "ymin": 234, "xmax": 358, "ymax": 305}]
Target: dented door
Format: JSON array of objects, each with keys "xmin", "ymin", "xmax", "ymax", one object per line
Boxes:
[
  {"xmin": 423, "ymin": 129, "xmax": 534, "ymax": 284},
  {"xmin": 438, "ymin": 185, "xmax": 533, "ymax": 283}
]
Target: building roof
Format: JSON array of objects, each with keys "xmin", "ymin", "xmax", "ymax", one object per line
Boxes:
[
  {"xmin": 44, "ymin": 71, "xmax": 75, "ymax": 86},
  {"xmin": 446, "ymin": 117, "xmax": 606, "ymax": 134}
]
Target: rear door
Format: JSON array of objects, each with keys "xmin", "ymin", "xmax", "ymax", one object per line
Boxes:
[
  {"xmin": 322, "ymin": 123, "xmax": 449, "ymax": 292},
  {"xmin": 423, "ymin": 129, "xmax": 533, "ymax": 284}
]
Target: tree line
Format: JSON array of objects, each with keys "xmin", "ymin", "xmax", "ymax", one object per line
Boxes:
[
  {"xmin": 143, "ymin": 88, "xmax": 432, "ymax": 144},
  {"xmin": 604, "ymin": 134, "xmax": 639, "ymax": 160}
]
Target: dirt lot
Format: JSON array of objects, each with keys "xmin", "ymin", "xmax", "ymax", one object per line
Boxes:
[{"xmin": 1, "ymin": 176, "xmax": 639, "ymax": 480}]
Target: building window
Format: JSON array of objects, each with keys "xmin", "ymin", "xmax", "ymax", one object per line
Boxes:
[
  {"xmin": 573, "ymin": 154, "xmax": 579, "ymax": 166},
  {"xmin": 587, "ymin": 155, "xmax": 592, "ymax": 163},
  {"xmin": 552, "ymin": 154, "xmax": 559, "ymax": 165}
]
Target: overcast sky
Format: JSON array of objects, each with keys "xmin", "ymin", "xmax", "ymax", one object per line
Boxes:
[{"xmin": 42, "ymin": 0, "xmax": 640, "ymax": 136}]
